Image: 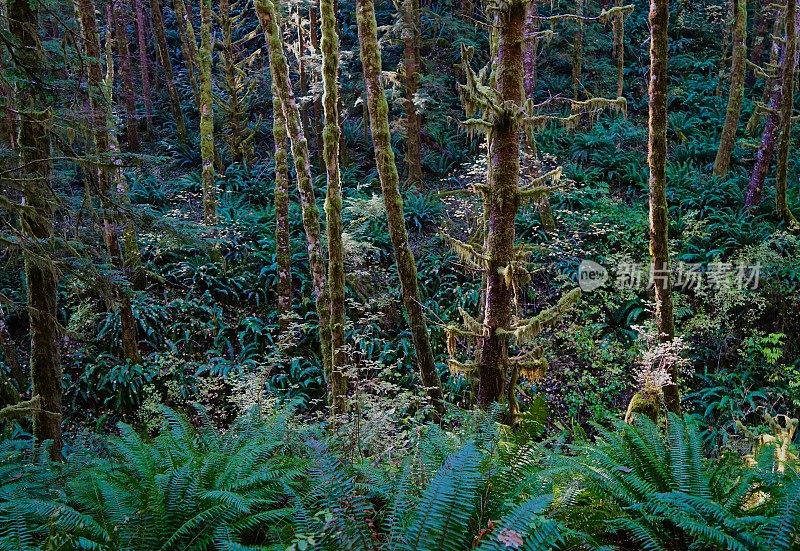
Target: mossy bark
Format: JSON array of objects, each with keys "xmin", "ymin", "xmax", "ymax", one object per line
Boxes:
[
  {"xmin": 572, "ymin": 0, "xmax": 584, "ymax": 99},
  {"xmin": 715, "ymin": 0, "xmax": 734, "ymax": 96},
  {"xmin": 320, "ymin": 0, "xmax": 348, "ymax": 414},
  {"xmin": 477, "ymin": 2, "xmax": 525, "ymax": 408},
  {"xmin": 613, "ymin": 0, "xmax": 625, "ymax": 97},
  {"xmin": 173, "ymin": 0, "xmax": 201, "ymax": 103},
  {"xmin": 77, "ymin": 0, "xmax": 141, "ymax": 365},
  {"xmin": 775, "ymin": 0, "xmax": 799, "ymax": 224},
  {"xmin": 746, "ymin": 12, "xmax": 783, "ymax": 135},
  {"xmin": 256, "ymin": 0, "xmax": 333, "ymax": 387},
  {"xmin": 713, "ymin": 0, "xmax": 747, "ymax": 177},
  {"xmin": 9, "ymin": 0, "xmax": 63, "ymax": 460},
  {"xmin": 200, "ymin": 0, "xmax": 217, "ymax": 226},
  {"xmin": 647, "ymin": 0, "xmax": 679, "ymax": 413},
  {"xmin": 272, "ymin": 87, "xmax": 292, "ymax": 329},
  {"xmin": 355, "ymin": 0, "xmax": 444, "ymax": 417},
  {"xmin": 134, "ymin": 0, "xmax": 154, "ymax": 134},
  {"xmin": 220, "ymin": 0, "xmax": 248, "ymax": 166},
  {"xmin": 150, "ymin": 0, "xmax": 188, "ymax": 143},
  {"xmin": 112, "ymin": 0, "xmax": 140, "ymax": 151},
  {"xmin": 523, "ymin": 1, "xmax": 538, "ymax": 99},
  {"xmin": 401, "ymin": 0, "xmax": 424, "ymax": 187}
]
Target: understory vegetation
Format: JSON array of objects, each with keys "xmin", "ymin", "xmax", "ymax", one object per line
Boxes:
[{"xmin": 0, "ymin": 0, "xmax": 799, "ymax": 547}]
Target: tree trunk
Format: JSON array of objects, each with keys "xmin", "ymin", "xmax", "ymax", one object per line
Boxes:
[
  {"xmin": 150, "ymin": 0, "xmax": 188, "ymax": 142},
  {"xmin": 309, "ymin": 5, "xmax": 324, "ymax": 156},
  {"xmin": 220, "ymin": 0, "xmax": 247, "ymax": 165},
  {"xmin": 746, "ymin": 11, "xmax": 783, "ymax": 135},
  {"xmin": 113, "ymin": 0, "xmax": 140, "ymax": 151},
  {"xmin": 272, "ymin": 88, "xmax": 293, "ymax": 329},
  {"xmin": 321, "ymin": 0, "xmax": 348, "ymax": 414},
  {"xmin": 572, "ymin": 0, "xmax": 584, "ymax": 99},
  {"xmin": 523, "ymin": 1, "xmax": 538, "ymax": 99},
  {"xmin": 200, "ymin": 0, "xmax": 217, "ymax": 225},
  {"xmin": 0, "ymin": 310, "xmax": 24, "ymax": 390},
  {"xmin": 256, "ymin": 0, "xmax": 334, "ymax": 387},
  {"xmin": 476, "ymin": 3, "xmax": 525, "ymax": 408},
  {"xmin": 748, "ymin": 0, "xmax": 771, "ymax": 85},
  {"xmin": 355, "ymin": 0, "xmax": 444, "ymax": 417},
  {"xmin": 173, "ymin": 0, "xmax": 201, "ymax": 103},
  {"xmin": 775, "ymin": 0, "xmax": 799, "ymax": 223},
  {"xmin": 647, "ymin": 0, "xmax": 679, "ymax": 413},
  {"xmin": 401, "ymin": 0, "xmax": 424, "ymax": 187},
  {"xmin": 613, "ymin": 0, "xmax": 625, "ymax": 97},
  {"xmin": 134, "ymin": 0, "xmax": 154, "ymax": 135},
  {"xmin": 713, "ymin": 0, "xmax": 747, "ymax": 177},
  {"xmin": 8, "ymin": 0, "xmax": 63, "ymax": 460},
  {"xmin": 716, "ymin": 0, "xmax": 734, "ymax": 96}
]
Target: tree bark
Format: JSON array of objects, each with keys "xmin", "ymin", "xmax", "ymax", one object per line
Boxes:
[
  {"xmin": 0, "ymin": 310, "xmax": 24, "ymax": 390},
  {"xmin": 256, "ymin": 0, "xmax": 334, "ymax": 387},
  {"xmin": 9, "ymin": 0, "xmax": 63, "ymax": 460},
  {"xmin": 134, "ymin": 0, "xmax": 154, "ymax": 135},
  {"xmin": 613, "ymin": 0, "xmax": 625, "ymax": 97},
  {"xmin": 220, "ymin": 0, "xmax": 247, "ymax": 165},
  {"xmin": 272, "ymin": 87, "xmax": 292, "ymax": 329},
  {"xmin": 113, "ymin": 0, "xmax": 140, "ymax": 151},
  {"xmin": 200, "ymin": 0, "xmax": 217, "ymax": 225},
  {"xmin": 476, "ymin": 2, "xmax": 525, "ymax": 408},
  {"xmin": 572, "ymin": 0, "xmax": 584, "ymax": 99},
  {"xmin": 173, "ymin": 0, "xmax": 201, "ymax": 103},
  {"xmin": 401, "ymin": 0, "xmax": 424, "ymax": 187},
  {"xmin": 746, "ymin": 10, "xmax": 783, "ymax": 135},
  {"xmin": 775, "ymin": 0, "xmax": 799, "ymax": 223},
  {"xmin": 713, "ymin": 0, "xmax": 747, "ymax": 177},
  {"xmin": 716, "ymin": 0, "xmax": 734, "ymax": 96},
  {"xmin": 320, "ymin": 0, "xmax": 348, "ymax": 414},
  {"xmin": 523, "ymin": 1, "xmax": 538, "ymax": 99},
  {"xmin": 748, "ymin": 0, "xmax": 771, "ymax": 85},
  {"xmin": 150, "ymin": 0, "xmax": 188, "ymax": 142},
  {"xmin": 647, "ymin": 0, "xmax": 679, "ymax": 413},
  {"xmin": 355, "ymin": 0, "xmax": 444, "ymax": 417}
]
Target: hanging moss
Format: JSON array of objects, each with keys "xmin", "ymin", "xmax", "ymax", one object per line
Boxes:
[
  {"xmin": 355, "ymin": 0, "xmax": 444, "ymax": 418},
  {"xmin": 713, "ymin": 0, "xmax": 747, "ymax": 177}
]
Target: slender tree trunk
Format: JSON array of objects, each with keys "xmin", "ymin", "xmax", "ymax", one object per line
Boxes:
[
  {"xmin": 775, "ymin": 0, "xmax": 799, "ymax": 223},
  {"xmin": 272, "ymin": 88, "xmax": 293, "ymax": 329},
  {"xmin": 200, "ymin": 0, "xmax": 217, "ymax": 225},
  {"xmin": 0, "ymin": 310, "xmax": 24, "ymax": 390},
  {"xmin": 220, "ymin": 0, "xmax": 246, "ymax": 165},
  {"xmin": 647, "ymin": 0, "xmax": 679, "ymax": 413},
  {"xmin": 256, "ymin": 0, "xmax": 334, "ymax": 386},
  {"xmin": 150, "ymin": 0, "xmax": 188, "ymax": 142},
  {"xmin": 320, "ymin": 0, "xmax": 348, "ymax": 414},
  {"xmin": 746, "ymin": 11, "xmax": 783, "ymax": 135},
  {"xmin": 475, "ymin": 3, "xmax": 525, "ymax": 408},
  {"xmin": 355, "ymin": 0, "xmax": 444, "ymax": 417},
  {"xmin": 309, "ymin": 6, "xmax": 324, "ymax": 156},
  {"xmin": 9, "ymin": 0, "xmax": 63, "ymax": 460},
  {"xmin": 173, "ymin": 0, "xmax": 201, "ymax": 103},
  {"xmin": 523, "ymin": 1, "xmax": 538, "ymax": 99},
  {"xmin": 748, "ymin": 0, "xmax": 771, "ymax": 85},
  {"xmin": 77, "ymin": 0, "xmax": 141, "ymax": 365},
  {"xmin": 713, "ymin": 0, "xmax": 747, "ymax": 177},
  {"xmin": 613, "ymin": 0, "xmax": 625, "ymax": 97},
  {"xmin": 716, "ymin": 0, "xmax": 734, "ymax": 96},
  {"xmin": 113, "ymin": 0, "xmax": 140, "ymax": 151},
  {"xmin": 572, "ymin": 0, "xmax": 584, "ymax": 99},
  {"xmin": 401, "ymin": 0, "xmax": 424, "ymax": 187},
  {"xmin": 134, "ymin": 0, "xmax": 154, "ymax": 135}
]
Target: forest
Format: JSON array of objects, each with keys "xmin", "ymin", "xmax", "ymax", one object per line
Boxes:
[{"xmin": 0, "ymin": 0, "xmax": 799, "ymax": 547}]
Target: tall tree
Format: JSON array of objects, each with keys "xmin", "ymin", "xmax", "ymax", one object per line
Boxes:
[
  {"xmin": 272, "ymin": 86, "xmax": 292, "ymax": 329},
  {"xmin": 745, "ymin": 11, "xmax": 783, "ymax": 135},
  {"xmin": 647, "ymin": 0, "xmax": 679, "ymax": 412},
  {"xmin": 134, "ymin": 0, "xmax": 154, "ymax": 134},
  {"xmin": 173, "ymin": 0, "xmax": 201, "ymax": 103},
  {"xmin": 75, "ymin": 0, "xmax": 142, "ymax": 365},
  {"xmin": 199, "ymin": 0, "xmax": 217, "ymax": 225},
  {"xmin": 400, "ymin": 0, "xmax": 423, "ymax": 186},
  {"xmin": 320, "ymin": 0, "xmax": 348, "ymax": 414},
  {"xmin": 572, "ymin": 0, "xmax": 584, "ymax": 99},
  {"xmin": 613, "ymin": 0, "xmax": 625, "ymax": 97},
  {"xmin": 255, "ymin": 0, "xmax": 335, "ymax": 397},
  {"xmin": 9, "ymin": 0, "xmax": 63, "ymax": 459},
  {"xmin": 523, "ymin": 1, "xmax": 538, "ymax": 99},
  {"xmin": 219, "ymin": 0, "xmax": 254, "ymax": 166},
  {"xmin": 775, "ymin": 0, "xmax": 799, "ymax": 224},
  {"xmin": 113, "ymin": 0, "xmax": 140, "ymax": 151},
  {"xmin": 355, "ymin": 0, "xmax": 444, "ymax": 417},
  {"xmin": 150, "ymin": 0, "xmax": 188, "ymax": 142},
  {"xmin": 713, "ymin": 0, "xmax": 746, "ymax": 177}
]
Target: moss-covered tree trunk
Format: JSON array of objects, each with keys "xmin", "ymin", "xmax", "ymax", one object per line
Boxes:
[
  {"xmin": 613, "ymin": 0, "xmax": 625, "ymax": 97},
  {"xmin": 647, "ymin": 0, "xmax": 679, "ymax": 413},
  {"xmin": 309, "ymin": 6, "xmax": 324, "ymax": 155},
  {"xmin": 747, "ymin": 1, "xmax": 771, "ymax": 85},
  {"xmin": 716, "ymin": 0, "xmax": 734, "ymax": 96},
  {"xmin": 220, "ymin": 0, "xmax": 246, "ymax": 165},
  {"xmin": 401, "ymin": 0, "xmax": 424, "ymax": 187},
  {"xmin": 112, "ymin": 0, "xmax": 140, "ymax": 151},
  {"xmin": 355, "ymin": 0, "xmax": 444, "ymax": 417},
  {"xmin": 713, "ymin": 0, "xmax": 746, "ymax": 177},
  {"xmin": 200, "ymin": 0, "xmax": 217, "ymax": 226},
  {"xmin": 775, "ymin": 0, "xmax": 799, "ymax": 223},
  {"xmin": 256, "ymin": 0, "xmax": 334, "ymax": 388},
  {"xmin": 134, "ymin": 0, "xmax": 154, "ymax": 135},
  {"xmin": 523, "ymin": 1, "xmax": 538, "ymax": 98},
  {"xmin": 572, "ymin": 0, "xmax": 584, "ymax": 99},
  {"xmin": 173, "ymin": 0, "xmax": 201, "ymax": 103},
  {"xmin": 272, "ymin": 87, "xmax": 293, "ymax": 329},
  {"xmin": 320, "ymin": 0, "xmax": 348, "ymax": 414},
  {"xmin": 476, "ymin": 2, "xmax": 525, "ymax": 408},
  {"xmin": 150, "ymin": 0, "xmax": 188, "ymax": 142},
  {"xmin": 746, "ymin": 11, "xmax": 783, "ymax": 135},
  {"xmin": 9, "ymin": 0, "xmax": 63, "ymax": 460}
]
